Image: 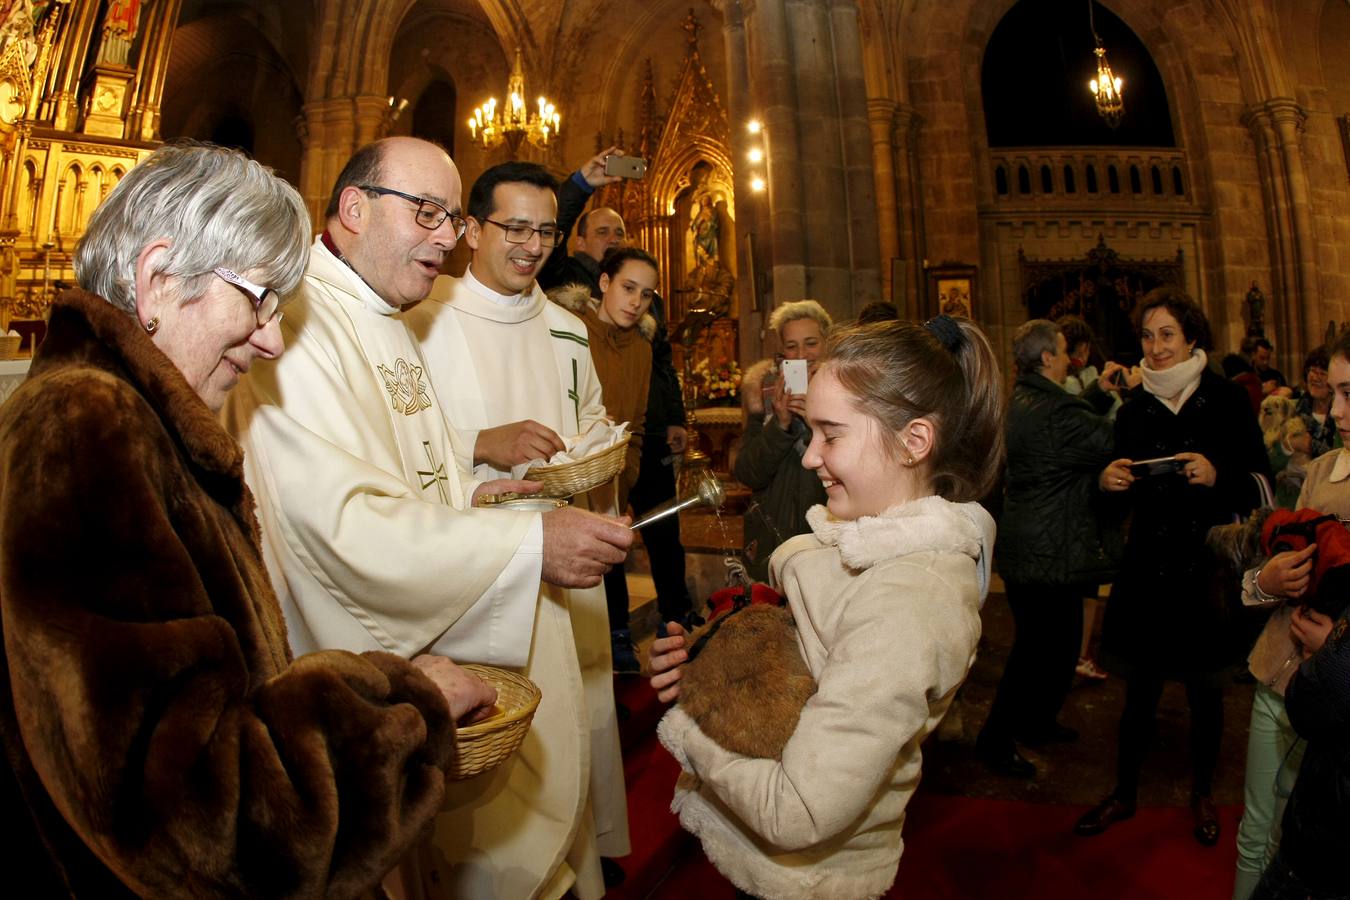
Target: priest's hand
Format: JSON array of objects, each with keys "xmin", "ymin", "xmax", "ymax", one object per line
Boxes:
[
  {"xmin": 471, "ymin": 479, "xmax": 543, "ymax": 507},
  {"xmin": 411, "ymin": 655, "xmax": 498, "ymax": 723},
  {"xmin": 541, "ymin": 507, "xmax": 633, "ymax": 588},
  {"xmin": 475, "ymin": 420, "xmax": 566, "ymax": 469}
]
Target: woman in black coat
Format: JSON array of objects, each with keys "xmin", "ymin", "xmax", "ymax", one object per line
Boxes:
[
  {"xmin": 975, "ymin": 319, "xmax": 1126, "ymax": 779},
  {"xmin": 1076, "ymin": 288, "xmax": 1270, "ymax": 846}
]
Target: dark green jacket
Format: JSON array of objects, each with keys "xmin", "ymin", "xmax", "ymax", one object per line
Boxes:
[{"xmin": 994, "ymin": 372, "xmax": 1121, "ymax": 586}]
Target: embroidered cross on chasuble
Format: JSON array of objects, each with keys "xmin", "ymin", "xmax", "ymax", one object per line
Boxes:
[{"xmin": 549, "ymin": 328, "xmax": 588, "ymax": 432}]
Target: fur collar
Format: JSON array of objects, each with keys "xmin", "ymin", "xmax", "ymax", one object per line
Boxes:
[
  {"xmin": 34, "ymin": 290, "xmax": 252, "ymax": 515},
  {"xmin": 548, "ymin": 282, "xmax": 655, "ymax": 341},
  {"xmin": 805, "ymin": 496, "xmax": 996, "ymax": 601}
]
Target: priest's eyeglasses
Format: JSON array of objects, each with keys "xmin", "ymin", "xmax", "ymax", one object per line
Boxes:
[
  {"xmin": 213, "ymin": 267, "xmax": 282, "ymax": 327},
  {"xmin": 481, "ymin": 218, "xmax": 562, "ymax": 248},
  {"xmin": 359, "ymin": 184, "xmax": 468, "ymax": 238}
]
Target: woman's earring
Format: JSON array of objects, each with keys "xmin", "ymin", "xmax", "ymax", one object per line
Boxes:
[
  {"xmin": 144, "ymin": 316, "xmax": 159, "ymax": 334},
  {"xmin": 902, "ymin": 449, "xmax": 917, "ymax": 466}
]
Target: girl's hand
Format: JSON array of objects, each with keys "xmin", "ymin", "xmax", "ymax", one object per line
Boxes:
[
  {"xmin": 1290, "ymin": 606, "xmax": 1335, "ymax": 659},
  {"xmin": 1175, "ymin": 451, "xmax": 1215, "ymax": 487},
  {"xmin": 1258, "ymin": 545, "xmax": 1316, "ymax": 598},
  {"xmin": 649, "ymin": 622, "xmax": 690, "ymax": 703},
  {"xmin": 1099, "ymin": 458, "xmax": 1135, "ymax": 492}
]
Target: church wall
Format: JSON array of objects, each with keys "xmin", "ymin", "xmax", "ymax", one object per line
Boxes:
[
  {"xmin": 1297, "ymin": 0, "xmax": 1350, "ymax": 338},
  {"xmin": 889, "ymin": 0, "xmax": 1350, "ymax": 368}
]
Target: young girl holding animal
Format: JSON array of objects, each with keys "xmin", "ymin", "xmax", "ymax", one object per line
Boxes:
[{"xmin": 649, "ymin": 316, "xmax": 1005, "ymax": 899}]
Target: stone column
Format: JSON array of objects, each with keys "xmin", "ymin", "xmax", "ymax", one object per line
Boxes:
[
  {"xmin": 717, "ymin": 0, "xmax": 766, "ymax": 366},
  {"xmin": 892, "ymin": 103, "xmax": 924, "ymax": 319},
  {"xmin": 868, "ymin": 98, "xmax": 899, "ymax": 301},
  {"xmin": 750, "ymin": 0, "xmax": 807, "ymax": 304},
  {"xmin": 826, "ymin": 0, "xmax": 881, "ymax": 307},
  {"xmin": 296, "ymin": 96, "xmax": 390, "ymax": 226},
  {"xmin": 1267, "ymin": 100, "xmax": 1320, "ymax": 355},
  {"xmin": 1242, "ymin": 98, "xmax": 1320, "ymax": 362},
  {"xmin": 785, "ymin": 0, "xmax": 849, "ymax": 311},
  {"xmin": 745, "ymin": 0, "xmax": 880, "ymax": 321}
]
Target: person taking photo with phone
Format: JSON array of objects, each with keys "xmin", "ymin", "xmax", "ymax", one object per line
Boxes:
[
  {"xmin": 734, "ymin": 300, "xmax": 833, "ymax": 582},
  {"xmin": 1077, "ymin": 288, "xmax": 1270, "ymax": 847}
]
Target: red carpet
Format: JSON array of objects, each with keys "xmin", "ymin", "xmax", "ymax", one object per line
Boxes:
[{"xmin": 610, "ymin": 677, "xmax": 1242, "ymax": 900}]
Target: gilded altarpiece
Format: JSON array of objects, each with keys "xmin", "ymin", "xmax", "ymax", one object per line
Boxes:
[
  {"xmin": 0, "ymin": 0, "xmax": 174, "ymax": 347},
  {"xmin": 591, "ymin": 14, "xmax": 738, "ymax": 406}
]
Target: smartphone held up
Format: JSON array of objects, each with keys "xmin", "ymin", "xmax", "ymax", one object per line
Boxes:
[
  {"xmin": 604, "ymin": 155, "xmax": 647, "ymax": 179},
  {"xmin": 780, "ymin": 359, "xmax": 809, "ymax": 396}
]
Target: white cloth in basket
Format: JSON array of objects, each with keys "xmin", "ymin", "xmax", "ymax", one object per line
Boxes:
[{"xmin": 509, "ymin": 421, "xmax": 630, "ymax": 480}]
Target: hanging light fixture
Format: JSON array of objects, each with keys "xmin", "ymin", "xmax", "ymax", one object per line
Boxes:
[
  {"xmin": 467, "ymin": 47, "xmax": 560, "ymax": 155},
  {"xmin": 1086, "ymin": 1, "xmax": 1124, "ymax": 128}
]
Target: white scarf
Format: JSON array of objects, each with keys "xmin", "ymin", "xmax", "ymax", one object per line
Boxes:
[{"xmin": 1140, "ymin": 348, "xmax": 1207, "ymax": 414}]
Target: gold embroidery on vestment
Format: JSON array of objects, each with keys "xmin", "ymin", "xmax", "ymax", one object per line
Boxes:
[
  {"xmin": 417, "ymin": 441, "xmax": 450, "ymax": 504},
  {"xmin": 378, "ymin": 358, "xmax": 432, "ymax": 415}
]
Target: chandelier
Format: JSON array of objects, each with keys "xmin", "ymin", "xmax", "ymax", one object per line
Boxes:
[
  {"xmin": 1087, "ymin": 2, "xmax": 1124, "ymax": 127},
  {"xmin": 468, "ymin": 48, "xmax": 560, "ymax": 154}
]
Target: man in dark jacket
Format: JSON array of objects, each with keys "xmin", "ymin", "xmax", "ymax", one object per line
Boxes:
[{"xmin": 976, "ymin": 319, "xmax": 1127, "ymax": 778}]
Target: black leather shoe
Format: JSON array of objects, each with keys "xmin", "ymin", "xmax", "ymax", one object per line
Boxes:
[
  {"xmin": 975, "ymin": 742, "xmax": 1037, "ymax": 779},
  {"xmin": 1074, "ymin": 795, "xmax": 1136, "ymax": 836},
  {"xmin": 601, "ymin": 857, "xmax": 626, "ymax": 888},
  {"xmin": 1191, "ymin": 793, "xmax": 1220, "ymax": 846},
  {"xmin": 1016, "ymin": 723, "xmax": 1080, "ymax": 747}
]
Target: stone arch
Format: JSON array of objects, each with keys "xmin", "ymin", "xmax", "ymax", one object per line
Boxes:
[
  {"xmin": 162, "ymin": 10, "xmax": 304, "ymax": 182},
  {"xmin": 560, "ymin": 1, "xmax": 727, "ymax": 154}
]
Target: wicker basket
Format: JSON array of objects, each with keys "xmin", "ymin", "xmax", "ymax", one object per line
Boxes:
[
  {"xmin": 526, "ymin": 434, "xmax": 630, "ymax": 498},
  {"xmin": 0, "ymin": 334, "xmax": 20, "ymax": 360},
  {"xmin": 450, "ymin": 664, "xmax": 542, "ymax": 781}
]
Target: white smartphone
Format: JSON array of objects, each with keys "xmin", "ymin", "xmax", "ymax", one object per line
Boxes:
[{"xmin": 780, "ymin": 359, "xmax": 808, "ymax": 395}]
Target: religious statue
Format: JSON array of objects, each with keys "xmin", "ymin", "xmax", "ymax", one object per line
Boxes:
[
  {"xmin": 673, "ymin": 259, "xmax": 735, "ymax": 349},
  {"xmin": 690, "ymin": 192, "xmax": 719, "ymax": 267},
  {"xmin": 95, "ymin": 0, "xmax": 140, "ymax": 67},
  {"xmin": 1245, "ymin": 281, "xmax": 1266, "ymax": 337}
]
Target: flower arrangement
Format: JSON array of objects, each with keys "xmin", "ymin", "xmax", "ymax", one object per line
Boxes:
[{"xmin": 686, "ymin": 357, "xmax": 742, "ymax": 406}]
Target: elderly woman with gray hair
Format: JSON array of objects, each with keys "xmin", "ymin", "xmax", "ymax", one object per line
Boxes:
[
  {"xmin": 975, "ymin": 318, "xmax": 1127, "ymax": 778},
  {"xmin": 734, "ymin": 299, "xmax": 833, "ymax": 581},
  {"xmin": 0, "ymin": 143, "xmax": 492, "ymax": 896}
]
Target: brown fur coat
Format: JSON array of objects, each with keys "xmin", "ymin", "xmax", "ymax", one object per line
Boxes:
[{"xmin": 0, "ymin": 291, "xmax": 455, "ymax": 897}]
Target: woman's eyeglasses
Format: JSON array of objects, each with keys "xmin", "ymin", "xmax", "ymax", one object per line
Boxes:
[{"xmin": 213, "ymin": 267, "xmax": 281, "ymax": 327}]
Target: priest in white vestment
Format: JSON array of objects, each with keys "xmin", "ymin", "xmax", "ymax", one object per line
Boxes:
[
  {"xmin": 405, "ymin": 159, "xmax": 632, "ymax": 884},
  {"xmin": 222, "ymin": 137, "xmax": 632, "ymax": 900}
]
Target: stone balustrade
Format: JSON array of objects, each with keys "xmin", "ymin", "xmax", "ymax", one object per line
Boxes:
[{"xmin": 989, "ymin": 148, "xmax": 1191, "ymax": 204}]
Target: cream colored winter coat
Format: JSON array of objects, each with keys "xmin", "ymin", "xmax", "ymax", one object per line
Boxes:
[{"xmin": 658, "ymin": 496, "xmax": 995, "ymax": 900}]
